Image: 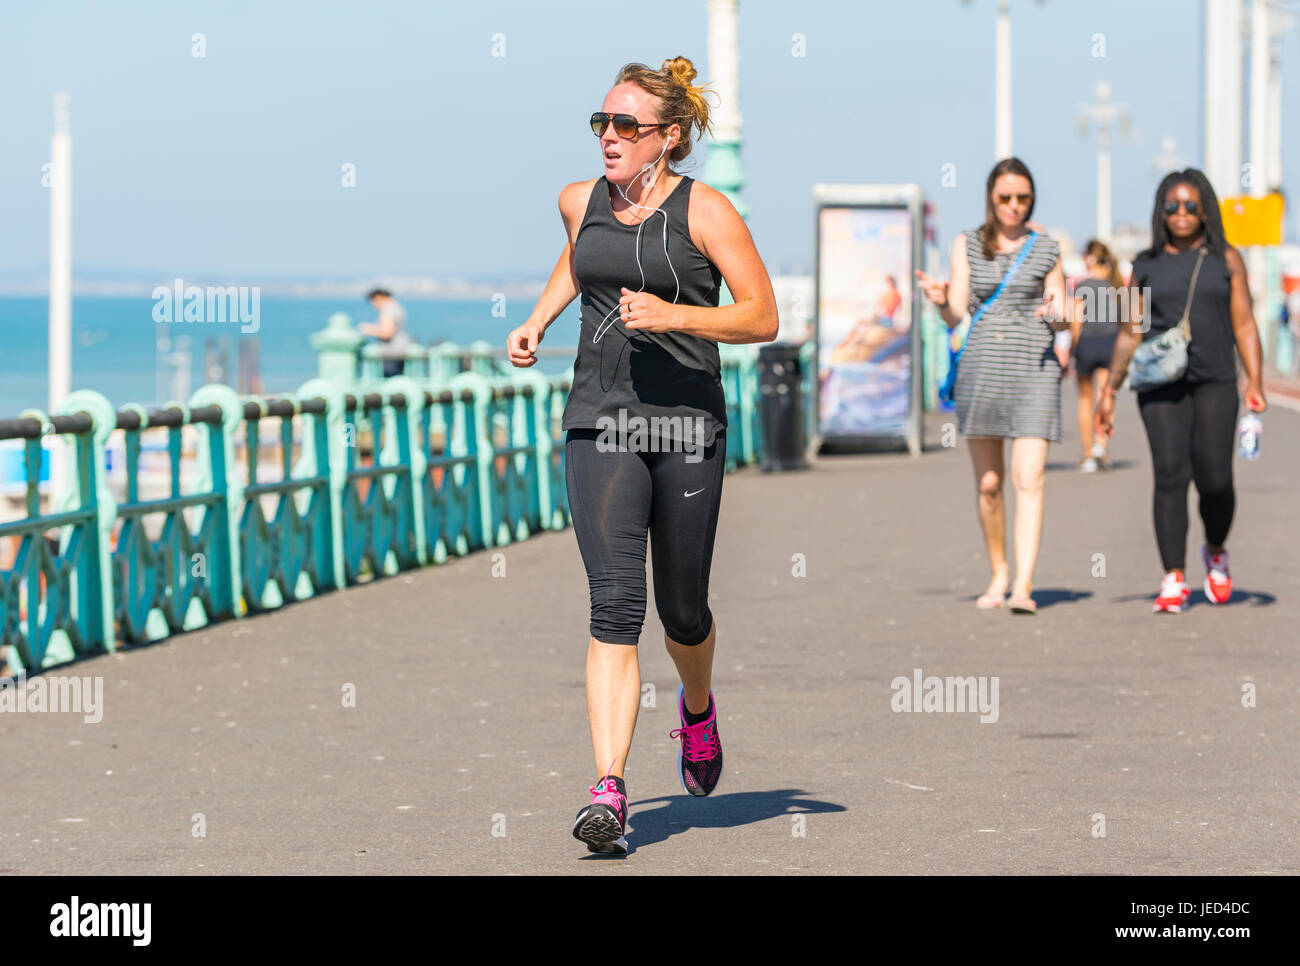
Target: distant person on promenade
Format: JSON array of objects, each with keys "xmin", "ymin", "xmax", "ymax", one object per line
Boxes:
[
  {"xmin": 506, "ymin": 56, "xmax": 777, "ymax": 854},
  {"xmin": 1095, "ymin": 169, "xmax": 1266, "ymax": 614},
  {"xmin": 1069, "ymin": 240, "xmax": 1124, "ymax": 471},
  {"xmin": 916, "ymin": 158, "xmax": 1068, "ymax": 615},
  {"xmin": 358, "ymin": 288, "xmax": 411, "ymax": 377}
]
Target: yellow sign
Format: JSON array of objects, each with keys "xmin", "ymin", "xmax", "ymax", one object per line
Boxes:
[{"xmin": 1221, "ymin": 193, "xmax": 1284, "ymax": 246}]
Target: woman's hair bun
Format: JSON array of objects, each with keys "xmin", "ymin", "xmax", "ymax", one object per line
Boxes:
[{"xmin": 662, "ymin": 56, "xmax": 698, "ymax": 88}]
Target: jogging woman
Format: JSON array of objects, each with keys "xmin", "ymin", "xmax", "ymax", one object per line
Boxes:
[
  {"xmin": 916, "ymin": 158, "xmax": 1068, "ymax": 615},
  {"xmin": 506, "ymin": 57, "xmax": 777, "ymax": 853},
  {"xmin": 1069, "ymin": 240, "xmax": 1123, "ymax": 471},
  {"xmin": 1095, "ymin": 169, "xmax": 1267, "ymax": 613}
]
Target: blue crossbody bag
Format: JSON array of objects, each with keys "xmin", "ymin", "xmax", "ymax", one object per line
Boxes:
[{"xmin": 939, "ymin": 231, "xmax": 1038, "ymax": 405}]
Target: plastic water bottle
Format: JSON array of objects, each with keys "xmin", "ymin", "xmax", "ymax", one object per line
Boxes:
[{"xmin": 1237, "ymin": 412, "xmax": 1262, "ymax": 461}]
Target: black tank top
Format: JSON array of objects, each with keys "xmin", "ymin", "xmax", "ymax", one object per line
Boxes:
[
  {"xmin": 1074, "ymin": 277, "xmax": 1120, "ymax": 348},
  {"xmin": 1131, "ymin": 246, "xmax": 1237, "ymax": 384},
  {"xmin": 562, "ymin": 174, "xmax": 726, "ymax": 447}
]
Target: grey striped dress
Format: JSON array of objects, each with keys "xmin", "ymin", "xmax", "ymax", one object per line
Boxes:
[{"xmin": 954, "ymin": 228, "xmax": 1063, "ymax": 441}]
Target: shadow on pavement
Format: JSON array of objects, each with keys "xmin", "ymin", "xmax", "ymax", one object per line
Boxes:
[
  {"xmin": 609, "ymin": 789, "xmax": 847, "ymax": 854},
  {"xmin": 1045, "ymin": 459, "xmax": 1139, "ymax": 472},
  {"xmin": 1110, "ymin": 588, "xmax": 1276, "ymax": 607},
  {"xmin": 1031, "ymin": 588, "xmax": 1094, "ymax": 609},
  {"xmin": 958, "ymin": 588, "xmax": 1092, "ymax": 609}
]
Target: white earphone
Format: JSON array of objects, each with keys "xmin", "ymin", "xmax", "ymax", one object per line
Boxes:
[{"xmin": 591, "ymin": 136, "xmax": 683, "ymax": 344}]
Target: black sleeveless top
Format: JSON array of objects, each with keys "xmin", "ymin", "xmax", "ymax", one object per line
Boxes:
[
  {"xmin": 562, "ymin": 174, "xmax": 727, "ymax": 447},
  {"xmin": 1074, "ymin": 277, "xmax": 1120, "ymax": 347},
  {"xmin": 1130, "ymin": 246, "xmax": 1237, "ymax": 384}
]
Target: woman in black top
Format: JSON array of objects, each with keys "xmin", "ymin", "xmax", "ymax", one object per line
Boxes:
[
  {"xmin": 1069, "ymin": 240, "xmax": 1123, "ymax": 471},
  {"xmin": 506, "ymin": 57, "xmax": 777, "ymax": 853},
  {"xmin": 1095, "ymin": 169, "xmax": 1267, "ymax": 614}
]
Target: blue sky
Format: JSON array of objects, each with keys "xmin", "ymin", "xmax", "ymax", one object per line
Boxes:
[{"xmin": 2, "ymin": 0, "xmax": 1297, "ymax": 284}]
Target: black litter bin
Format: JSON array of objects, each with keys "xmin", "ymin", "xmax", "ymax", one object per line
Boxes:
[{"xmin": 757, "ymin": 342, "xmax": 809, "ymax": 472}]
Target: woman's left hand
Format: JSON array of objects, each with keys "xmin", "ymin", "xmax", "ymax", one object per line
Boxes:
[
  {"xmin": 1244, "ymin": 381, "xmax": 1268, "ymax": 413},
  {"xmin": 620, "ymin": 287, "xmax": 681, "ymax": 333},
  {"xmin": 1035, "ymin": 288, "xmax": 1065, "ymax": 326}
]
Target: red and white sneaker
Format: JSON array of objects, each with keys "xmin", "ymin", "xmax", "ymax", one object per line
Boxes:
[
  {"xmin": 1201, "ymin": 545, "xmax": 1232, "ymax": 605},
  {"xmin": 1153, "ymin": 573, "xmax": 1191, "ymax": 614}
]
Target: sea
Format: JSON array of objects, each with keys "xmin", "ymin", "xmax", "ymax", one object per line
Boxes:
[{"xmin": 0, "ymin": 296, "xmax": 582, "ymax": 417}]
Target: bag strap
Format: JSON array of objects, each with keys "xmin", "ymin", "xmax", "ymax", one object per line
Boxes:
[
  {"xmin": 1176, "ymin": 247, "xmax": 1208, "ymax": 342},
  {"xmin": 969, "ymin": 230, "xmax": 1038, "ymax": 330}
]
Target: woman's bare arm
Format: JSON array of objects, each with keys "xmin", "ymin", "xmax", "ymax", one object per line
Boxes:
[
  {"xmin": 508, "ymin": 181, "xmax": 592, "ymax": 367},
  {"xmin": 943, "ymin": 235, "xmax": 970, "ymax": 328},
  {"xmin": 670, "ymin": 183, "xmax": 778, "ymax": 344},
  {"xmin": 1105, "ymin": 285, "xmax": 1146, "ymax": 389},
  {"xmin": 1224, "ymin": 247, "xmax": 1265, "ymax": 397},
  {"xmin": 1040, "ymin": 259, "xmax": 1069, "ymax": 331},
  {"xmin": 523, "ymin": 181, "xmax": 593, "ymax": 333}
]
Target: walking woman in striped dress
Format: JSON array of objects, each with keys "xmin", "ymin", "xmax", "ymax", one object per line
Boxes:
[{"xmin": 916, "ymin": 158, "xmax": 1068, "ymax": 614}]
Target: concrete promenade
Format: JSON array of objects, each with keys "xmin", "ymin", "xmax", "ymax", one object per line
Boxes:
[{"xmin": 3, "ymin": 387, "xmax": 1297, "ymax": 874}]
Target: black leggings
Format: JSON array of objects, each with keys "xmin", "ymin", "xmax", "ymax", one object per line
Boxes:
[
  {"xmin": 1137, "ymin": 380, "xmax": 1238, "ymax": 572},
  {"xmin": 564, "ymin": 428, "xmax": 726, "ymax": 646}
]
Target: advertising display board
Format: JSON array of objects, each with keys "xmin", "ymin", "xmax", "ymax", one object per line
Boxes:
[{"xmin": 813, "ymin": 184, "xmax": 924, "ymax": 455}]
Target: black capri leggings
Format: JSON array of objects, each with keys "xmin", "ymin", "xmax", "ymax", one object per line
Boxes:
[
  {"xmin": 1136, "ymin": 379, "xmax": 1238, "ymax": 572},
  {"xmin": 564, "ymin": 428, "xmax": 726, "ymax": 646}
]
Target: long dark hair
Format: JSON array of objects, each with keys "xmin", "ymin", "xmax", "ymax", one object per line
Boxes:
[
  {"xmin": 980, "ymin": 157, "xmax": 1036, "ymax": 259},
  {"xmin": 1147, "ymin": 168, "xmax": 1226, "ymax": 255}
]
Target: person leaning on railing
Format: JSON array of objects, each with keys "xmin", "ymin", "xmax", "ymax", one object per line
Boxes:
[{"xmin": 358, "ymin": 288, "xmax": 412, "ymax": 377}]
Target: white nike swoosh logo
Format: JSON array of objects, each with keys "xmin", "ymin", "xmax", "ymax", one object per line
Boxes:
[{"xmin": 684, "ymin": 488, "xmax": 705, "ymax": 498}]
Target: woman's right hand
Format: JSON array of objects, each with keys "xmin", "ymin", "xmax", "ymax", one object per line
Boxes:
[
  {"xmin": 1094, "ymin": 389, "xmax": 1116, "ymax": 439},
  {"xmin": 914, "ymin": 269, "xmax": 949, "ymax": 308},
  {"xmin": 507, "ymin": 322, "xmax": 544, "ymax": 368}
]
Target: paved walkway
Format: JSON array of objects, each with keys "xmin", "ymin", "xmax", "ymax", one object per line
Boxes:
[{"xmin": 3, "ymin": 388, "xmax": 1297, "ymax": 874}]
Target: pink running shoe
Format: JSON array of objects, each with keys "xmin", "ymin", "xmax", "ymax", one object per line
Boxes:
[
  {"xmin": 1153, "ymin": 572, "xmax": 1191, "ymax": 614},
  {"xmin": 669, "ymin": 686, "xmax": 723, "ymax": 797},
  {"xmin": 572, "ymin": 768, "xmax": 628, "ymax": 854},
  {"xmin": 1201, "ymin": 545, "xmax": 1232, "ymax": 605}
]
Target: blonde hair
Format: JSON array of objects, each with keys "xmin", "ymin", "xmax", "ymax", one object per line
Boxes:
[{"xmin": 614, "ymin": 56, "xmax": 715, "ymax": 164}]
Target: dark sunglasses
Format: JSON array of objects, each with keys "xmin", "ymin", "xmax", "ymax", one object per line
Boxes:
[
  {"xmin": 996, "ymin": 193, "xmax": 1033, "ymax": 206},
  {"xmin": 1164, "ymin": 199, "xmax": 1201, "ymax": 216},
  {"xmin": 590, "ymin": 112, "xmax": 669, "ymax": 139}
]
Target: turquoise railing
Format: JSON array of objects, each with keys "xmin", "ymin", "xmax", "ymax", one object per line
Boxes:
[{"xmin": 1, "ymin": 319, "xmax": 811, "ymax": 674}]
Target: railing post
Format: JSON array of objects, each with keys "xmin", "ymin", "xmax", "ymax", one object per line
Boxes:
[
  {"xmin": 512, "ymin": 369, "xmax": 553, "ymax": 531},
  {"xmin": 189, "ymin": 384, "xmax": 243, "ymax": 622},
  {"xmin": 310, "ymin": 312, "xmax": 362, "ymax": 389},
  {"xmin": 434, "ymin": 342, "xmax": 462, "ymax": 382},
  {"xmin": 54, "ymin": 390, "xmax": 118, "ymax": 656},
  {"xmin": 449, "ymin": 371, "xmax": 496, "ymax": 548},
  {"xmin": 385, "ymin": 376, "xmax": 428, "ymax": 568},
  {"xmin": 296, "ymin": 378, "xmax": 348, "ymax": 592}
]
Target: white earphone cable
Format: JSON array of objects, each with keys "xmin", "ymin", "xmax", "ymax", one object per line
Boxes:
[{"xmin": 591, "ymin": 140, "xmax": 682, "ymax": 344}]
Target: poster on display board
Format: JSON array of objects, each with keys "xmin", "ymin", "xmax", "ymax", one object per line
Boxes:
[{"xmin": 812, "ymin": 184, "xmax": 924, "ymax": 455}]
